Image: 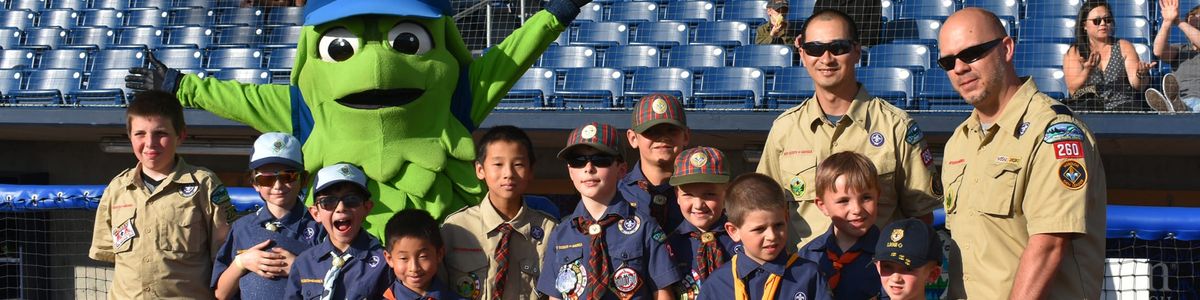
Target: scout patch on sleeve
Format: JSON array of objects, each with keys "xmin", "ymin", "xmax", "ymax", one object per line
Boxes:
[
  {"xmin": 1053, "ymin": 140, "xmax": 1084, "ymax": 159},
  {"xmin": 652, "ymin": 228, "xmax": 666, "ymax": 243},
  {"xmin": 112, "ymin": 219, "xmax": 137, "ymax": 249},
  {"xmin": 210, "ymin": 185, "xmax": 231, "ymax": 204},
  {"xmin": 1043, "ymin": 122, "xmax": 1084, "ymax": 144},
  {"xmin": 1058, "ymin": 160, "xmax": 1087, "ymax": 190},
  {"xmin": 905, "ymin": 123, "xmax": 924, "ymax": 145}
]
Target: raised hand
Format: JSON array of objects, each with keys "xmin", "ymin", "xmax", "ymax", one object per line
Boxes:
[
  {"xmin": 125, "ymin": 51, "xmax": 183, "ymax": 93},
  {"xmin": 1162, "ymin": 0, "xmax": 1180, "ymax": 24},
  {"xmin": 1081, "ymin": 51, "xmax": 1102, "ymax": 70}
]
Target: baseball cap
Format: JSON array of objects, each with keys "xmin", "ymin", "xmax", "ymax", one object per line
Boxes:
[
  {"xmin": 873, "ymin": 218, "xmax": 944, "ymax": 269},
  {"xmin": 768, "ymin": 0, "xmax": 789, "ymax": 10},
  {"xmin": 303, "ymin": 0, "xmax": 453, "ymax": 25},
  {"xmin": 249, "ymin": 132, "xmax": 304, "ymax": 170},
  {"xmin": 670, "ymin": 146, "xmax": 730, "ymax": 186},
  {"xmin": 312, "ymin": 163, "xmax": 370, "ymax": 196},
  {"xmin": 630, "ymin": 93, "xmax": 687, "ymax": 133},
  {"xmin": 557, "ymin": 122, "xmax": 623, "ymax": 159}
]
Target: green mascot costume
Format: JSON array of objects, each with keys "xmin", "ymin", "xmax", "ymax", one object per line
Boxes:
[{"xmin": 126, "ymin": 0, "xmax": 592, "ymax": 238}]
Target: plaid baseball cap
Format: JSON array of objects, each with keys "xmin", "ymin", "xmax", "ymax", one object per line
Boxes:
[
  {"xmin": 670, "ymin": 146, "xmax": 730, "ymax": 186},
  {"xmin": 249, "ymin": 132, "xmax": 304, "ymax": 170},
  {"xmin": 873, "ymin": 218, "xmax": 943, "ymax": 269},
  {"xmin": 557, "ymin": 122, "xmax": 623, "ymax": 159},
  {"xmin": 630, "ymin": 93, "xmax": 687, "ymax": 133},
  {"xmin": 312, "ymin": 163, "xmax": 370, "ymax": 196},
  {"xmin": 768, "ymin": 0, "xmax": 789, "ymax": 10}
]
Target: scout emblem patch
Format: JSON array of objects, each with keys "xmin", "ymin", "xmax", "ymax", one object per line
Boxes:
[
  {"xmin": 652, "ymin": 98, "xmax": 668, "ymax": 114},
  {"xmin": 456, "ymin": 273, "xmax": 482, "ymax": 299},
  {"xmin": 690, "ymin": 152, "xmax": 708, "ymax": 167},
  {"xmin": 733, "ymin": 244, "xmax": 744, "ymax": 254},
  {"xmin": 701, "ymin": 232, "xmax": 715, "ymax": 243},
  {"xmin": 613, "ymin": 267, "xmax": 642, "ymax": 295},
  {"xmin": 619, "ymin": 216, "xmax": 641, "ymax": 235},
  {"xmin": 369, "ymin": 255, "xmax": 381, "ymax": 268},
  {"xmin": 921, "ymin": 148, "xmax": 934, "ymax": 167},
  {"xmin": 211, "ymin": 185, "xmax": 231, "ymax": 204},
  {"xmin": 905, "ymin": 123, "xmax": 924, "ymax": 145},
  {"xmin": 305, "ymin": 227, "xmax": 316, "ymax": 240},
  {"xmin": 1059, "ymin": 160, "xmax": 1087, "ymax": 190},
  {"xmin": 1053, "ymin": 140, "xmax": 1084, "ymax": 159},
  {"xmin": 272, "ymin": 140, "xmax": 285, "ymax": 153},
  {"xmin": 531, "ymin": 227, "xmax": 545, "ymax": 241},
  {"xmin": 681, "ymin": 270, "xmax": 702, "ymax": 300},
  {"xmin": 587, "ymin": 223, "xmax": 602, "ymax": 235},
  {"xmin": 580, "ymin": 125, "xmax": 598, "ymax": 140},
  {"xmin": 794, "ymin": 292, "xmax": 807, "ymax": 300},
  {"xmin": 113, "ymin": 219, "xmax": 137, "ymax": 249},
  {"xmin": 264, "ymin": 221, "xmax": 281, "ymax": 232},
  {"xmin": 891, "ymin": 228, "xmax": 904, "ymax": 242},
  {"xmin": 556, "ymin": 261, "xmax": 587, "ymax": 299},
  {"xmin": 180, "ymin": 184, "xmax": 198, "ymax": 197},
  {"xmin": 1017, "ymin": 122, "xmax": 1030, "ymax": 138},
  {"xmin": 1043, "ymin": 122, "xmax": 1084, "ymax": 144},
  {"xmin": 652, "ymin": 195, "xmax": 667, "ymax": 205},
  {"xmin": 870, "ymin": 132, "xmax": 885, "ymax": 147},
  {"xmin": 652, "ymin": 228, "xmax": 667, "ymax": 242},
  {"xmin": 789, "ymin": 176, "xmax": 805, "ymax": 198}
]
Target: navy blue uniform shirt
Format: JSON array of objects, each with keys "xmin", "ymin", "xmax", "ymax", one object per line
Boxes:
[
  {"xmin": 697, "ymin": 253, "xmax": 830, "ymax": 300},
  {"xmin": 798, "ymin": 226, "xmax": 881, "ymax": 300},
  {"xmin": 535, "ymin": 194, "xmax": 681, "ymax": 300},
  {"xmin": 285, "ymin": 230, "xmax": 392, "ymax": 300},
  {"xmin": 212, "ymin": 202, "xmax": 325, "ymax": 299},
  {"xmin": 666, "ymin": 215, "xmax": 740, "ymax": 297},
  {"xmin": 385, "ymin": 277, "xmax": 465, "ymax": 300},
  {"xmin": 619, "ymin": 162, "xmax": 684, "ymax": 231}
]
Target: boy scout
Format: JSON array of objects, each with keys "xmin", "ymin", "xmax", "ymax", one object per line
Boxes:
[
  {"xmin": 536, "ymin": 122, "xmax": 680, "ymax": 300},
  {"xmin": 873, "ymin": 219, "xmax": 943, "ymax": 300},
  {"xmin": 620, "ymin": 94, "xmax": 691, "ymax": 231},
  {"xmin": 697, "ymin": 173, "xmax": 828, "ymax": 300},
  {"xmin": 89, "ymin": 90, "xmax": 236, "ymax": 300},
  {"xmin": 798, "ymin": 151, "xmax": 883, "ymax": 299},
  {"xmin": 285, "ymin": 163, "xmax": 391, "ymax": 300},
  {"xmin": 938, "ymin": 8, "xmax": 1106, "ymax": 299},
  {"xmin": 758, "ymin": 9, "xmax": 939, "ymax": 249},
  {"xmin": 665, "ymin": 146, "xmax": 738, "ymax": 300},
  {"xmin": 213, "ymin": 132, "xmax": 325, "ymax": 300},
  {"xmin": 441, "ymin": 125, "xmax": 557, "ymax": 300},
  {"xmin": 383, "ymin": 209, "xmax": 463, "ymax": 300}
]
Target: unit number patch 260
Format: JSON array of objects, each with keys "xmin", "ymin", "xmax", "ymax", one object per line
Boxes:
[{"xmin": 1053, "ymin": 141, "xmax": 1084, "ymax": 159}]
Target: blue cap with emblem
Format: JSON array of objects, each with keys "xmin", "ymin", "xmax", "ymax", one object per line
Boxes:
[
  {"xmin": 312, "ymin": 163, "xmax": 369, "ymax": 195},
  {"xmin": 249, "ymin": 132, "xmax": 304, "ymax": 170},
  {"xmin": 303, "ymin": 0, "xmax": 454, "ymax": 25},
  {"xmin": 873, "ymin": 218, "xmax": 943, "ymax": 269}
]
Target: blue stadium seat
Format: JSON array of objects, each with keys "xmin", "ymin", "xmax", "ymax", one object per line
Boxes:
[
  {"xmin": 1114, "ymin": 17, "xmax": 1151, "ymax": 44},
  {"xmin": 502, "ymin": 67, "xmax": 555, "ymax": 107},
  {"xmin": 626, "ymin": 67, "xmax": 693, "ymax": 104},
  {"xmin": 9, "ymin": 68, "xmax": 82, "ymax": 104},
  {"xmin": 576, "ymin": 3, "xmax": 603, "ymax": 23},
  {"xmin": 212, "ymin": 68, "xmax": 270, "ymax": 84},
  {"xmin": 10, "ymin": 0, "xmax": 47, "ymax": 11},
  {"xmin": 207, "ymin": 47, "xmax": 262, "ymax": 69},
  {"xmin": 77, "ymin": 68, "xmax": 132, "ymax": 104},
  {"xmin": 39, "ymin": 9, "xmax": 79, "ymax": 29},
  {"xmin": 694, "ymin": 21, "xmax": 751, "ymax": 47},
  {"xmin": 23, "ymin": 27, "xmax": 68, "ymax": 50},
  {"xmin": 961, "ymin": 0, "xmax": 1019, "ymax": 23},
  {"xmin": 731, "ymin": 44, "xmax": 793, "ymax": 72},
  {"xmin": 80, "ymin": 9, "xmax": 124, "ymax": 28},
  {"xmin": 539, "ymin": 45, "xmax": 597, "ymax": 69},
  {"xmin": 0, "ymin": 28, "xmax": 23, "ymax": 49},
  {"xmin": 867, "ymin": 43, "xmax": 933, "ymax": 73},
  {"xmin": 883, "ymin": 18, "xmax": 942, "ymax": 45},
  {"xmin": 266, "ymin": 47, "xmax": 295, "ymax": 70},
  {"xmin": 153, "ymin": 47, "xmax": 203, "ymax": 69},
  {"xmin": 211, "ymin": 7, "xmax": 264, "ymax": 26},
  {"xmin": 662, "ymin": 1, "xmax": 716, "ymax": 24},
  {"xmin": 693, "ymin": 67, "xmax": 764, "ymax": 108},
  {"xmin": 210, "ymin": 0, "xmax": 242, "ymax": 8},
  {"xmin": 0, "ymin": 68, "xmax": 23, "ymax": 100},
  {"xmin": 666, "ymin": 44, "xmax": 726, "ymax": 69},
  {"xmin": 265, "ymin": 6, "xmax": 302, "ymax": 25},
  {"xmin": 1109, "ymin": 0, "xmax": 1150, "ymax": 18},
  {"xmin": 1133, "ymin": 43, "xmax": 1151, "ymax": 62},
  {"xmin": 573, "ymin": 22, "xmax": 628, "ymax": 47},
  {"xmin": 213, "ymin": 25, "xmax": 262, "ymax": 47},
  {"xmin": 1013, "ymin": 42, "xmax": 1070, "ymax": 68},
  {"xmin": 172, "ymin": 0, "xmax": 211, "ymax": 9},
  {"xmin": 51, "ymin": 0, "xmax": 85, "ymax": 10},
  {"xmin": 115, "ymin": 26, "xmax": 163, "ymax": 49},
  {"xmin": 131, "ymin": 0, "xmax": 170, "ymax": 9},
  {"xmin": 629, "ymin": 21, "xmax": 688, "ymax": 47},
  {"xmin": 0, "ymin": 49, "xmax": 36, "ymax": 68},
  {"xmin": 40, "ymin": 48, "xmax": 89, "ymax": 69},
  {"xmin": 918, "ymin": 71, "xmax": 966, "ymax": 110},
  {"xmin": 859, "ymin": 67, "xmax": 915, "ymax": 108},
  {"xmin": 784, "ymin": 0, "xmax": 817, "ymax": 23},
  {"xmin": 609, "ymin": 1, "xmax": 659, "ymax": 23},
  {"xmin": 91, "ymin": 0, "xmax": 129, "ymax": 10},
  {"xmin": 722, "ymin": 0, "xmax": 768, "ymax": 25},
  {"xmin": 94, "ymin": 48, "xmax": 144, "ymax": 69},
  {"xmin": 2, "ymin": 10, "xmax": 38, "ymax": 31},
  {"xmin": 1019, "ymin": 18, "xmax": 1076, "ymax": 44},
  {"xmin": 898, "ymin": 0, "xmax": 958, "ymax": 20},
  {"xmin": 766, "ymin": 66, "xmax": 814, "ymax": 108},
  {"xmin": 602, "ymin": 45, "xmax": 661, "ymax": 70},
  {"xmin": 1017, "ymin": 67, "xmax": 1068, "ymax": 99},
  {"xmin": 555, "ymin": 67, "xmax": 625, "ymax": 107},
  {"xmin": 1025, "ymin": 0, "xmax": 1081, "ymax": 18},
  {"xmin": 125, "ymin": 8, "xmax": 166, "ymax": 27},
  {"xmin": 552, "ymin": 29, "xmax": 569, "ymax": 45},
  {"xmin": 164, "ymin": 25, "xmax": 210, "ymax": 48},
  {"xmin": 167, "ymin": 7, "xmax": 209, "ymax": 26}
]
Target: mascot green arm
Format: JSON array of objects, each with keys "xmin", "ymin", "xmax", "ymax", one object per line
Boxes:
[
  {"xmin": 466, "ymin": 10, "xmax": 565, "ymax": 124},
  {"xmin": 174, "ymin": 76, "xmax": 294, "ymax": 134}
]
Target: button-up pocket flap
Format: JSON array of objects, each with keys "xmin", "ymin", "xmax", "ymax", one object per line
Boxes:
[
  {"xmin": 446, "ymin": 252, "xmax": 489, "ymax": 273},
  {"xmin": 782, "ymin": 154, "xmax": 818, "ymax": 176},
  {"xmin": 614, "ymin": 247, "xmax": 643, "ymax": 263},
  {"xmin": 557, "ymin": 247, "xmax": 584, "ymax": 264},
  {"xmin": 520, "ymin": 258, "xmax": 539, "ymax": 276},
  {"xmin": 781, "ymin": 154, "xmax": 818, "ymax": 201},
  {"xmin": 977, "ymin": 163, "xmax": 1021, "ymax": 216},
  {"xmin": 302, "ymin": 287, "xmax": 324, "ymax": 300}
]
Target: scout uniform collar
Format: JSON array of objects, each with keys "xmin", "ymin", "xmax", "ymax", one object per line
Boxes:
[
  {"xmin": 734, "ymin": 251, "xmax": 794, "ymax": 279},
  {"xmin": 386, "ymin": 276, "xmax": 451, "ymax": 300},
  {"xmin": 568, "ymin": 193, "xmax": 635, "ymax": 223},
  {"xmin": 807, "ymin": 225, "xmax": 880, "ymax": 255},
  {"xmin": 622, "ymin": 162, "xmax": 670, "ymax": 189},
  {"xmin": 480, "ymin": 194, "xmax": 533, "ymax": 239},
  {"xmin": 962, "ymin": 77, "xmax": 1039, "ymax": 137},
  {"xmin": 251, "ymin": 199, "xmax": 309, "ymax": 227},
  {"xmin": 315, "ymin": 229, "xmax": 377, "ymax": 261},
  {"xmin": 673, "ymin": 215, "xmax": 729, "ymax": 236},
  {"xmin": 805, "ymin": 85, "xmax": 875, "ymax": 132},
  {"xmin": 124, "ymin": 156, "xmax": 194, "ymax": 190}
]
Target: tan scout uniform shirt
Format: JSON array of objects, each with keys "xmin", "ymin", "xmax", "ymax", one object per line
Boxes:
[
  {"xmin": 89, "ymin": 158, "xmax": 235, "ymax": 300},
  {"xmin": 941, "ymin": 79, "xmax": 1105, "ymax": 299},
  {"xmin": 440, "ymin": 195, "xmax": 558, "ymax": 300},
  {"xmin": 757, "ymin": 87, "xmax": 940, "ymax": 250}
]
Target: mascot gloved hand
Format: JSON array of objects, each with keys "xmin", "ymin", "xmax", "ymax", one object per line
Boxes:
[{"xmin": 126, "ymin": 0, "xmax": 588, "ymax": 238}]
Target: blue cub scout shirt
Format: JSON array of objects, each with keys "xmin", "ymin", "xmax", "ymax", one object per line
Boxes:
[
  {"xmin": 619, "ymin": 162, "xmax": 684, "ymax": 231},
  {"xmin": 666, "ymin": 215, "xmax": 741, "ymax": 296},
  {"xmin": 696, "ymin": 253, "xmax": 831, "ymax": 300},
  {"xmin": 211, "ymin": 203, "xmax": 326, "ymax": 300},
  {"xmin": 285, "ymin": 230, "xmax": 392, "ymax": 300},
  {"xmin": 798, "ymin": 226, "xmax": 881, "ymax": 300},
  {"xmin": 387, "ymin": 277, "xmax": 466, "ymax": 300}
]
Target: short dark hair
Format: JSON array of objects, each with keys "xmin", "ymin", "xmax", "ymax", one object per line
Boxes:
[
  {"xmin": 126, "ymin": 90, "xmax": 186, "ymax": 135},
  {"xmin": 384, "ymin": 209, "xmax": 443, "ymax": 250},
  {"xmin": 475, "ymin": 125, "xmax": 536, "ymax": 166},
  {"xmin": 724, "ymin": 173, "xmax": 788, "ymax": 226},
  {"xmin": 800, "ymin": 8, "xmax": 860, "ymax": 43}
]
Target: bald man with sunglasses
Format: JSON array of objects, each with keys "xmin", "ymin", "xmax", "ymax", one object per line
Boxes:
[
  {"xmin": 937, "ymin": 8, "xmax": 1106, "ymax": 300},
  {"xmin": 758, "ymin": 8, "xmax": 939, "ymax": 252}
]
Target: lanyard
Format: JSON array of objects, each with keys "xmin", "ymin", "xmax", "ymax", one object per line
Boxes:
[{"xmin": 732, "ymin": 253, "xmax": 801, "ymax": 300}]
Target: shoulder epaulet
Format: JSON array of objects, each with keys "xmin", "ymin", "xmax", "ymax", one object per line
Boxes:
[
  {"xmin": 775, "ymin": 102, "xmax": 808, "ymax": 120},
  {"xmin": 528, "ymin": 208, "xmax": 558, "ymax": 224},
  {"xmin": 1050, "ymin": 104, "xmax": 1073, "ymax": 116},
  {"xmin": 443, "ymin": 205, "xmax": 475, "ymax": 221}
]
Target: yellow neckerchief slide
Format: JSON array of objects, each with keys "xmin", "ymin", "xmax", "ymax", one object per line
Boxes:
[{"xmin": 732, "ymin": 253, "xmax": 802, "ymax": 300}]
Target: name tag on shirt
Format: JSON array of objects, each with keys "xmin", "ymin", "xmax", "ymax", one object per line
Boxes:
[{"xmin": 113, "ymin": 219, "xmax": 137, "ymax": 249}]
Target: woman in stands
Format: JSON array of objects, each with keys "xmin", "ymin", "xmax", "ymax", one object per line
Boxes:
[{"xmin": 1063, "ymin": 0, "xmax": 1156, "ymax": 111}]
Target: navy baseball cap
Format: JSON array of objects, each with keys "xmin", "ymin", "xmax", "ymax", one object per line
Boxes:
[
  {"xmin": 873, "ymin": 218, "xmax": 943, "ymax": 269},
  {"xmin": 303, "ymin": 0, "xmax": 453, "ymax": 25}
]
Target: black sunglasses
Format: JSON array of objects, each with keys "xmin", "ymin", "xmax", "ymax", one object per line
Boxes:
[
  {"xmin": 315, "ymin": 194, "xmax": 366, "ymax": 211},
  {"xmin": 937, "ymin": 37, "xmax": 1004, "ymax": 71},
  {"xmin": 1088, "ymin": 16, "xmax": 1114, "ymax": 26},
  {"xmin": 566, "ymin": 154, "xmax": 616, "ymax": 168},
  {"xmin": 800, "ymin": 39, "xmax": 856, "ymax": 57}
]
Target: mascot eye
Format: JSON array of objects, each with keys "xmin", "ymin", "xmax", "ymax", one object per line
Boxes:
[
  {"xmin": 318, "ymin": 28, "xmax": 360, "ymax": 62},
  {"xmin": 387, "ymin": 22, "xmax": 432, "ymax": 55}
]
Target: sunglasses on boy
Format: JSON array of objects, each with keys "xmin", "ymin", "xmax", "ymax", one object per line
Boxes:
[
  {"xmin": 937, "ymin": 37, "xmax": 1005, "ymax": 71},
  {"xmin": 566, "ymin": 154, "xmax": 616, "ymax": 168},
  {"xmin": 800, "ymin": 39, "xmax": 856, "ymax": 57},
  {"xmin": 1088, "ymin": 16, "xmax": 1114, "ymax": 26},
  {"xmin": 252, "ymin": 170, "xmax": 301, "ymax": 187},
  {"xmin": 315, "ymin": 194, "xmax": 366, "ymax": 211}
]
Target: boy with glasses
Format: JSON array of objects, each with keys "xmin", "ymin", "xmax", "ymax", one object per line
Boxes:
[
  {"xmin": 285, "ymin": 163, "xmax": 392, "ymax": 300},
  {"xmin": 762, "ymin": 8, "xmax": 938, "ymax": 251},
  {"xmin": 537, "ymin": 122, "xmax": 680, "ymax": 300},
  {"xmin": 213, "ymin": 133, "xmax": 326, "ymax": 299}
]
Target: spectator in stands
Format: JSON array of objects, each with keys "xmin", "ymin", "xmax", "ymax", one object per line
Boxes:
[
  {"xmin": 88, "ymin": 90, "xmax": 236, "ymax": 300},
  {"xmin": 1063, "ymin": 0, "xmax": 1156, "ymax": 111},
  {"xmin": 755, "ymin": 0, "xmax": 796, "ymax": 45},
  {"xmin": 242, "ymin": 0, "xmax": 305, "ymax": 7},
  {"xmin": 938, "ymin": 8, "xmax": 1106, "ymax": 299},
  {"xmin": 759, "ymin": 8, "xmax": 938, "ymax": 253},
  {"xmin": 1146, "ymin": 0, "xmax": 1200, "ymax": 112},
  {"xmin": 814, "ymin": 0, "xmax": 883, "ymax": 47}
]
